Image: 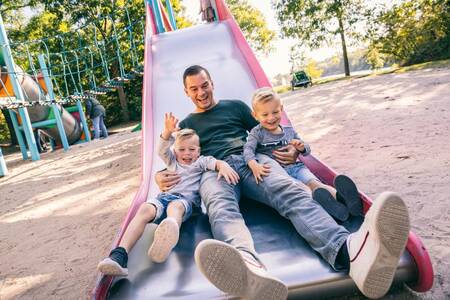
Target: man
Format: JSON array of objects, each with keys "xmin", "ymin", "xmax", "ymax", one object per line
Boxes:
[{"xmin": 156, "ymin": 65, "xmax": 410, "ymax": 300}]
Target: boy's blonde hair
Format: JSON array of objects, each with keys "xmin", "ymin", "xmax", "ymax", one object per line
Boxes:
[
  {"xmin": 251, "ymin": 87, "xmax": 280, "ymax": 110},
  {"xmin": 175, "ymin": 128, "xmax": 200, "ymax": 145}
]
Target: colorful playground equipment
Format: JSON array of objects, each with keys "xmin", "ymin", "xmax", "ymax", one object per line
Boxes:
[
  {"xmin": 0, "ymin": 7, "xmax": 144, "ymax": 176},
  {"xmin": 94, "ymin": 0, "xmax": 433, "ymax": 299}
]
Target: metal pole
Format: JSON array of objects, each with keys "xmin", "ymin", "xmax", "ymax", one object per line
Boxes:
[
  {"xmin": 38, "ymin": 54, "xmax": 70, "ymax": 151},
  {"xmin": 0, "ymin": 14, "xmax": 40, "ymax": 160},
  {"xmin": 0, "ymin": 147, "xmax": 7, "ymax": 176},
  {"xmin": 76, "ymin": 100, "xmax": 91, "ymax": 142},
  {"xmin": 165, "ymin": 0, "xmax": 177, "ymax": 30}
]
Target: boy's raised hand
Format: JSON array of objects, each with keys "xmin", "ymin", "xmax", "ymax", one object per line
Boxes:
[
  {"xmin": 162, "ymin": 112, "xmax": 179, "ymax": 139},
  {"xmin": 216, "ymin": 161, "xmax": 240, "ymax": 185},
  {"xmin": 248, "ymin": 160, "xmax": 271, "ymax": 184}
]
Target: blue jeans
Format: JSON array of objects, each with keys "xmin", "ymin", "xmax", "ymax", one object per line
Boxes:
[
  {"xmin": 199, "ymin": 153, "xmax": 349, "ymax": 269},
  {"xmin": 284, "ymin": 162, "xmax": 318, "ymax": 184},
  {"xmin": 92, "ymin": 114, "xmax": 108, "ymax": 139}
]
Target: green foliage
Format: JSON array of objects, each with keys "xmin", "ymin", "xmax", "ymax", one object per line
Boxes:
[
  {"xmin": 170, "ymin": 0, "xmax": 193, "ymax": 28},
  {"xmin": 0, "ymin": 111, "xmax": 11, "ymax": 143},
  {"xmin": 227, "ymin": 0, "xmax": 275, "ymax": 55},
  {"xmin": 365, "ymin": 45, "xmax": 385, "ymax": 70},
  {"xmin": 304, "ymin": 59, "xmax": 323, "ymax": 79},
  {"xmin": 274, "ymin": 0, "xmax": 373, "ymax": 75},
  {"xmin": 369, "ymin": 0, "xmax": 450, "ymax": 66}
]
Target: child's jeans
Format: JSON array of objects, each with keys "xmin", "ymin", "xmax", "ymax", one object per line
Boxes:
[
  {"xmin": 284, "ymin": 162, "xmax": 318, "ymax": 185},
  {"xmin": 146, "ymin": 192, "xmax": 192, "ymax": 224}
]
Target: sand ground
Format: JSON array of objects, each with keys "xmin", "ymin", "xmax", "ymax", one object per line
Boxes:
[{"xmin": 0, "ymin": 67, "xmax": 448, "ymax": 299}]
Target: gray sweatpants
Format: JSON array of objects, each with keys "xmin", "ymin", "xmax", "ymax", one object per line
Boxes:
[{"xmin": 199, "ymin": 153, "xmax": 349, "ymax": 269}]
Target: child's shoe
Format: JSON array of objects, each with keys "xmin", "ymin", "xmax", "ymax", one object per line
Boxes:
[
  {"xmin": 334, "ymin": 175, "xmax": 363, "ymax": 216},
  {"xmin": 97, "ymin": 246, "xmax": 128, "ymax": 276},
  {"xmin": 348, "ymin": 192, "xmax": 409, "ymax": 298},
  {"xmin": 148, "ymin": 217, "xmax": 180, "ymax": 263},
  {"xmin": 313, "ymin": 188, "xmax": 349, "ymax": 221}
]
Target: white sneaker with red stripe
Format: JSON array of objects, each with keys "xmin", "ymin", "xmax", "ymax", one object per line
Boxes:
[
  {"xmin": 348, "ymin": 192, "xmax": 410, "ymax": 299},
  {"xmin": 194, "ymin": 239, "xmax": 288, "ymax": 300}
]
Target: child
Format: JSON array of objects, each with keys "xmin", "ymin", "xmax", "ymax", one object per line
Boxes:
[
  {"xmin": 243, "ymin": 87, "xmax": 362, "ymax": 221},
  {"xmin": 97, "ymin": 112, "xmax": 239, "ymax": 276}
]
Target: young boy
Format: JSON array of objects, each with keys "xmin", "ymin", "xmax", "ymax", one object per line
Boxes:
[
  {"xmin": 243, "ymin": 87, "xmax": 362, "ymax": 221},
  {"xmin": 97, "ymin": 112, "xmax": 238, "ymax": 276}
]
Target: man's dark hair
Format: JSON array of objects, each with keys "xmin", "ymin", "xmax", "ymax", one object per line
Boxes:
[{"xmin": 183, "ymin": 65, "xmax": 212, "ymax": 86}]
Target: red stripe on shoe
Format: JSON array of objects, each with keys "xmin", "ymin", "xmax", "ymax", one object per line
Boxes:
[{"xmin": 350, "ymin": 231, "xmax": 370, "ymax": 263}]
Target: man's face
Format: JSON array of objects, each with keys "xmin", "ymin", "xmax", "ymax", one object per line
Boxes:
[{"xmin": 184, "ymin": 70, "xmax": 216, "ymax": 112}]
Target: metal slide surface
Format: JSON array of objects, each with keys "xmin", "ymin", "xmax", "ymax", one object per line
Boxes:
[{"xmin": 103, "ymin": 21, "xmax": 418, "ymax": 299}]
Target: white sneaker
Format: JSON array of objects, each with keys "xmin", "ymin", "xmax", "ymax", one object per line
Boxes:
[
  {"xmin": 148, "ymin": 217, "xmax": 180, "ymax": 263},
  {"xmin": 348, "ymin": 192, "xmax": 410, "ymax": 299},
  {"xmin": 194, "ymin": 239, "xmax": 288, "ymax": 300},
  {"xmin": 97, "ymin": 257, "xmax": 128, "ymax": 276}
]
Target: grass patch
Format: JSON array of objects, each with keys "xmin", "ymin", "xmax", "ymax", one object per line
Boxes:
[
  {"xmin": 273, "ymin": 85, "xmax": 291, "ymax": 94},
  {"xmin": 279, "ymin": 59, "xmax": 450, "ymax": 89}
]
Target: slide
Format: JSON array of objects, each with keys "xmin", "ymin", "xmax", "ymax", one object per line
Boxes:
[
  {"xmin": 93, "ymin": 1, "xmax": 433, "ymax": 299},
  {"xmin": 0, "ymin": 64, "xmax": 82, "ymax": 145}
]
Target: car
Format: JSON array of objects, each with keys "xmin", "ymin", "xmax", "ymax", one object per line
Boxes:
[{"xmin": 291, "ymin": 71, "xmax": 312, "ymax": 91}]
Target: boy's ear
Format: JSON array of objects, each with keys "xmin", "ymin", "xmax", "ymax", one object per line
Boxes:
[
  {"xmin": 184, "ymin": 87, "xmax": 189, "ymax": 97},
  {"xmin": 251, "ymin": 111, "xmax": 256, "ymax": 119},
  {"xmin": 280, "ymin": 104, "xmax": 284, "ymax": 111}
]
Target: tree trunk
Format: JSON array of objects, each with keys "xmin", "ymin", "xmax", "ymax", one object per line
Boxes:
[
  {"xmin": 338, "ymin": 16, "xmax": 350, "ymax": 76},
  {"xmin": 111, "ymin": 63, "xmax": 130, "ymax": 122},
  {"xmin": 1, "ymin": 109, "xmax": 18, "ymax": 145},
  {"xmin": 117, "ymin": 86, "xmax": 130, "ymax": 122}
]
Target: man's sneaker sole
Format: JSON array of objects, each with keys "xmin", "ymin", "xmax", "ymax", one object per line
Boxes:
[
  {"xmin": 194, "ymin": 239, "xmax": 288, "ymax": 300},
  {"xmin": 349, "ymin": 192, "xmax": 410, "ymax": 299},
  {"xmin": 148, "ymin": 218, "xmax": 179, "ymax": 263},
  {"xmin": 97, "ymin": 257, "xmax": 128, "ymax": 276},
  {"xmin": 334, "ymin": 175, "xmax": 363, "ymax": 216},
  {"xmin": 313, "ymin": 188, "xmax": 349, "ymax": 221}
]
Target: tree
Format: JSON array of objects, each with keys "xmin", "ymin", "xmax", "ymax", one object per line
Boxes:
[
  {"xmin": 305, "ymin": 59, "xmax": 323, "ymax": 79},
  {"xmin": 368, "ymin": 0, "xmax": 450, "ymax": 66},
  {"xmin": 274, "ymin": 0, "xmax": 372, "ymax": 76},
  {"xmin": 227, "ymin": 0, "xmax": 275, "ymax": 55},
  {"xmin": 288, "ymin": 45, "xmax": 306, "ymax": 74}
]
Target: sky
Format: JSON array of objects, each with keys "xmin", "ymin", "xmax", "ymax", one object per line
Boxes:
[{"xmin": 183, "ymin": 0, "xmax": 339, "ymax": 78}]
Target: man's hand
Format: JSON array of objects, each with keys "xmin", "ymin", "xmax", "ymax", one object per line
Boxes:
[
  {"xmin": 155, "ymin": 170, "xmax": 181, "ymax": 191},
  {"xmin": 248, "ymin": 160, "xmax": 271, "ymax": 184},
  {"xmin": 161, "ymin": 112, "xmax": 179, "ymax": 140},
  {"xmin": 290, "ymin": 139, "xmax": 305, "ymax": 152},
  {"xmin": 216, "ymin": 161, "xmax": 240, "ymax": 185},
  {"xmin": 272, "ymin": 144, "xmax": 300, "ymax": 165}
]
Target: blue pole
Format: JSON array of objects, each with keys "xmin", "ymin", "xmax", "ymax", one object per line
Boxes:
[
  {"xmin": 165, "ymin": 0, "xmax": 177, "ymax": 30},
  {"xmin": 77, "ymin": 100, "xmax": 91, "ymax": 142},
  {"xmin": 0, "ymin": 14, "xmax": 40, "ymax": 161},
  {"xmin": 0, "ymin": 147, "xmax": 7, "ymax": 176},
  {"xmin": 8, "ymin": 109, "xmax": 28, "ymax": 159},
  {"xmin": 151, "ymin": 0, "xmax": 165, "ymax": 33},
  {"xmin": 38, "ymin": 54, "xmax": 70, "ymax": 151}
]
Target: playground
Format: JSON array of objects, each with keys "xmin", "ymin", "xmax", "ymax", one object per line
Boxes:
[
  {"xmin": 0, "ymin": 0, "xmax": 448, "ymax": 299},
  {"xmin": 1, "ymin": 66, "xmax": 448, "ymax": 299}
]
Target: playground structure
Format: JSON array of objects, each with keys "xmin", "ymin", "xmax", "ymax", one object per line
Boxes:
[
  {"xmin": 93, "ymin": 0, "xmax": 433, "ymax": 299},
  {"xmin": 0, "ymin": 8, "xmax": 144, "ymax": 176}
]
